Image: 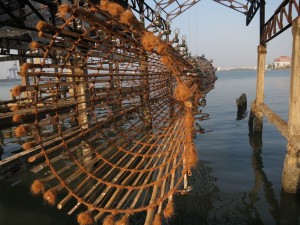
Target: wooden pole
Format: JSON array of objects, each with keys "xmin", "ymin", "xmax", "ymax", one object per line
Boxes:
[
  {"xmin": 256, "ymin": 45, "xmax": 266, "ymax": 105},
  {"xmin": 249, "ymin": 45, "xmax": 267, "ymax": 133},
  {"xmin": 282, "ymin": 16, "xmax": 300, "ymax": 193}
]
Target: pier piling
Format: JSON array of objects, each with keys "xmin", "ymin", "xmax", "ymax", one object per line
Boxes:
[{"xmin": 282, "ymin": 16, "xmax": 300, "ymax": 193}]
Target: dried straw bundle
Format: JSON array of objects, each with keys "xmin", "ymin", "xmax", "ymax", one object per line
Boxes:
[
  {"xmin": 120, "ymin": 10, "xmax": 136, "ymax": 26},
  {"xmin": 12, "ymin": 85, "xmax": 26, "ymax": 97},
  {"xmin": 163, "ymin": 200, "xmax": 174, "ymax": 219},
  {"xmin": 10, "ymin": 105, "xmax": 20, "ymax": 111},
  {"xmin": 43, "ymin": 188, "xmax": 57, "ymax": 206},
  {"xmin": 12, "ymin": 114, "xmax": 23, "ymax": 123},
  {"xmin": 20, "ymin": 63, "xmax": 34, "ymax": 76},
  {"xmin": 38, "ymin": 31, "xmax": 46, "ymax": 38},
  {"xmin": 31, "ymin": 180, "xmax": 45, "ymax": 195},
  {"xmin": 142, "ymin": 32, "xmax": 160, "ymax": 52},
  {"xmin": 30, "ymin": 41, "xmax": 39, "ymax": 50},
  {"xmin": 15, "ymin": 125, "xmax": 30, "ymax": 137},
  {"xmin": 157, "ymin": 42, "xmax": 167, "ymax": 55},
  {"xmin": 115, "ymin": 215, "xmax": 129, "ymax": 225},
  {"xmin": 103, "ymin": 214, "xmax": 115, "ymax": 225},
  {"xmin": 100, "ymin": 0, "xmax": 124, "ymax": 18},
  {"xmin": 100, "ymin": 0, "xmax": 109, "ymax": 11},
  {"xmin": 184, "ymin": 112, "xmax": 194, "ymax": 130},
  {"xmin": 36, "ymin": 21, "xmax": 57, "ymax": 32},
  {"xmin": 187, "ymin": 144, "xmax": 198, "ymax": 168},
  {"xmin": 22, "ymin": 141, "xmax": 35, "ymax": 150},
  {"xmin": 153, "ymin": 213, "xmax": 162, "ymax": 225},
  {"xmin": 174, "ymin": 82, "xmax": 192, "ymax": 102},
  {"xmin": 77, "ymin": 211, "xmax": 94, "ymax": 225},
  {"xmin": 57, "ymin": 4, "xmax": 73, "ymax": 18},
  {"xmin": 160, "ymin": 55, "xmax": 179, "ymax": 74},
  {"xmin": 107, "ymin": 2, "xmax": 125, "ymax": 18}
]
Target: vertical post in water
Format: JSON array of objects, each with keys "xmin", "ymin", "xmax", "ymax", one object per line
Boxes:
[
  {"xmin": 249, "ymin": 44, "xmax": 266, "ymax": 133},
  {"xmin": 75, "ymin": 56, "xmax": 92, "ymax": 170},
  {"xmin": 282, "ymin": 17, "xmax": 300, "ymax": 193},
  {"xmin": 249, "ymin": 0, "xmax": 266, "ymax": 133}
]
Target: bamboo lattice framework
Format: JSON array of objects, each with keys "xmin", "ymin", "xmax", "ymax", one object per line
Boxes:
[{"xmin": 9, "ymin": 1, "xmax": 217, "ymax": 224}]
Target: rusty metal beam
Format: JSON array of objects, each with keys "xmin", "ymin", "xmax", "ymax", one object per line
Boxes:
[
  {"xmin": 211, "ymin": 0, "xmax": 249, "ymax": 14},
  {"xmin": 153, "ymin": 0, "xmax": 201, "ymax": 21},
  {"xmin": 246, "ymin": 0, "xmax": 261, "ymax": 25},
  {"xmin": 261, "ymin": 0, "xmax": 300, "ymax": 44}
]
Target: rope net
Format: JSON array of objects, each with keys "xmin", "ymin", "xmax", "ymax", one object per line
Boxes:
[{"xmin": 11, "ymin": 1, "xmax": 217, "ymax": 224}]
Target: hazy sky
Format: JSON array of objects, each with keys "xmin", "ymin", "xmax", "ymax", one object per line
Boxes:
[
  {"xmin": 0, "ymin": 0, "xmax": 294, "ymax": 79},
  {"xmin": 171, "ymin": 0, "xmax": 293, "ymax": 68}
]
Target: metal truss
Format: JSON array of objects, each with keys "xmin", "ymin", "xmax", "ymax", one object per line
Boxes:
[
  {"xmin": 153, "ymin": 0, "xmax": 201, "ymax": 21},
  {"xmin": 262, "ymin": 0, "xmax": 300, "ymax": 44},
  {"xmin": 246, "ymin": 0, "xmax": 261, "ymax": 25},
  {"xmin": 211, "ymin": 0, "xmax": 249, "ymax": 14},
  {"xmin": 117, "ymin": 0, "xmax": 157, "ymax": 23}
]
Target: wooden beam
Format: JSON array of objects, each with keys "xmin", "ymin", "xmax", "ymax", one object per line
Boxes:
[{"xmin": 257, "ymin": 102, "xmax": 288, "ymax": 138}]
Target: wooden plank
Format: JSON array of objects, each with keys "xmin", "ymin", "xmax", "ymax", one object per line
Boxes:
[{"xmin": 258, "ymin": 102, "xmax": 288, "ymax": 138}]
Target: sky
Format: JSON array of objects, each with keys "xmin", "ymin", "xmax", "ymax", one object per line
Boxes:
[
  {"xmin": 170, "ymin": 0, "xmax": 293, "ymax": 68},
  {"xmin": 0, "ymin": 0, "xmax": 294, "ymax": 79}
]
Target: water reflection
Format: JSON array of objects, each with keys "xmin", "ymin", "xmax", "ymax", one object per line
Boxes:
[
  {"xmin": 172, "ymin": 131, "xmax": 300, "ymax": 225},
  {"xmin": 249, "ymin": 130, "xmax": 300, "ymax": 225}
]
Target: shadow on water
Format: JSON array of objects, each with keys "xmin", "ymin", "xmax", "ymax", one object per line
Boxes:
[
  {"xmin": 171, "ymin": 123, "xmax": 300, "ymax": 225},
  {"xmin": 0, "ymin": 171, "xmax": 77, "ymax": 225}
]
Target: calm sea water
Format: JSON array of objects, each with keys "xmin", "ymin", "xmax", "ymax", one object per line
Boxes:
[
  {"xmin": 0, "ymin": 69, "xmax": 299, "ymax": 225},
  {"xmin": 0, "ymin": 80, "xmax": 21, "ymax": 101}
]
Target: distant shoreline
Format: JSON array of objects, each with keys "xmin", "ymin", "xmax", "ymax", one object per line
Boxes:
[{"xmin": 0, "ymin": 79, "xmax": 21, "ymax": 82}]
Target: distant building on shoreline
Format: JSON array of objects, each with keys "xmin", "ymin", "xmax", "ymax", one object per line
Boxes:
[{"xmin": 274, "ymin": 56, "xmax": 291, "ymax": 68}]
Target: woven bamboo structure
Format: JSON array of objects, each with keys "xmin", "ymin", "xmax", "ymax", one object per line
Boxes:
[{"xmin": 10, "ymin": 1, "xmax": 217, "ymax": 224}]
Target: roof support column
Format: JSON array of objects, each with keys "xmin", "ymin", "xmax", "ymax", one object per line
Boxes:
[{"xmin": 282, "ymin": 16, "xmax": 300, "ymax": 193}]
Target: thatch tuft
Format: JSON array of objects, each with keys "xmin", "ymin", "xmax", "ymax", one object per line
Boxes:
[
  {"xmin": 38, "ymin": 31, "xmax": 45, "ymax": 38},
  {"xmin": 12, "ymin": 114, "xmax": 23, "ymax": 123},
  {"xmin": 43, "ymin": 188, "xmax": 57, "ymax": 206},
  {"xmin": 153, "ymin": 213, "xmax": 162, "ymax": 225},
  {"xmin": 36, "ymin": 21, "xmax": 48, "ymax": 31},
  {"xmin": 142, "ymin": 32, "xmax": 160, "ymax": 52},
  {"xmin": 115, "ymin": 214, "xmax": 129, "ymax": 225},
  {"xmin": 12, "ymin": 85, "xmax": 26, "ymax": 97},
  {"xmin": 174, "ymin": 82, "xmax": 192, "ymax": 102},
  {"xmin": 160, "ymin": 55, "xmax": 179, "ymax": 74},
  {"xmin": 31, "ymin": 180, "xmax": 45, "ymax": 195},
  {"xmin": 20, "ymin": 63, "xmax": 34, "ymax": 76},
  {"xmin": 100, "ymin": 0, "xmax": 109, "ymax": 11},
  {"xmin": 30, "ymin": 41, "xmax": 39, "ymax": 50},
  {"xmin": 103, "ymin": 214, "xmax": 115, "ymax": 225},
  {"xmin": 77, "ymin": 211, "xmax": 95, "ymax": 225},
  {"xmin": 15, "ymin": 125, "xmax": 30, "ymax": 137},
  {"xmin": 58, "ymin": 4, "xmax": 72, "ymax": 18},
  {"xmin": 187, "ymin": 144, "xmax": 198, "ymax": 168},
  {"xmin": 10, "ymin": 105, "xmax": 20, "ymax": 111},
  {"xmin": 184, "ymin": 112, "xmax": 194, "ymax": 130},
  {"xmin": 36, "ymin": 21, "xmax": 56, "ymax": 31},
  {"xmin": 120, "ymin": 10, "xmax": 136, "ymax": 26},
  {"xmin": 157, "ymin": 43, "xmax": 167, "ymax": 55},
  {"xmin": 163, "ymin": 200, "xmax": 174, "ymax": 219},
  {"xmin": 22, "ymin": 142, "xmax": 35, "ymax": 150},
  {"xmin": 107, "ymin": 2, "xmax": 125, "ymax": 18}
]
